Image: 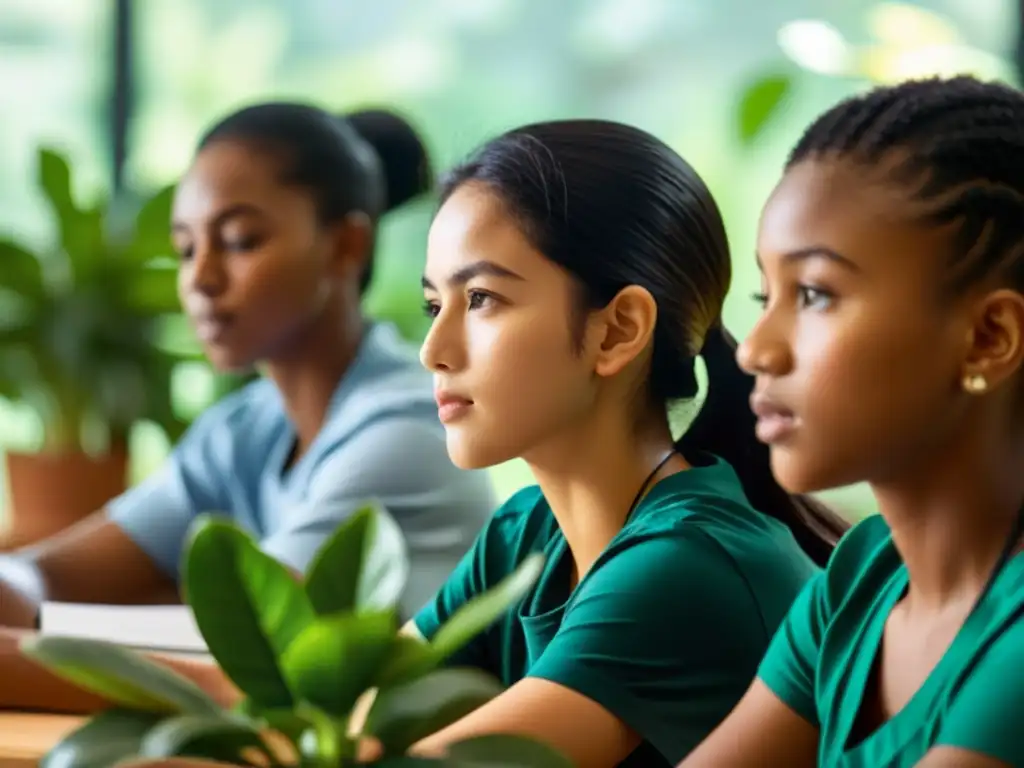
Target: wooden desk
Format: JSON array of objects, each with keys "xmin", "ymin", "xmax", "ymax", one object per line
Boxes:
[{"xmin": 0, "ymin": 713, "xmax": 82, "ymax": 767}]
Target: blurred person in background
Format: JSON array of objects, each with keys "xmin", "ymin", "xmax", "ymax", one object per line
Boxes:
[{"xmin": 0, "ymin": 101, "xmax": 495, "ymax": 647}]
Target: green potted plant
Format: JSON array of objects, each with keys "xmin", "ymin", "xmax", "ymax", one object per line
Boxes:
[
  {"xmin": 0, "ymin": 145, "xmax": 190, "ymax": 547},
  {"xmin": 21, "ymin": 504, "xmax": 571, "ymax": 767}
]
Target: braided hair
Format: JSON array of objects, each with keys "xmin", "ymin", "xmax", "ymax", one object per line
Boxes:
[{"xmin": 789, "ymin": 75, "xmax": 1024, "ymax": 292}]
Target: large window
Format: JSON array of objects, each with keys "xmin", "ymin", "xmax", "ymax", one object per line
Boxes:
[{"xmin": 0, "ymin": 1, "xmax": 111, "ymax": 513}]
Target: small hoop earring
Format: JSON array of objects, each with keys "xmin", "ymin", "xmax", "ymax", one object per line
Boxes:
[{"xmin": 963, "ymin": 373, "xmax": 988, "ymax": 394}]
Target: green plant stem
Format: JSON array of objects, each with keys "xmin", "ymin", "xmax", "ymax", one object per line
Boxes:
[
  {"xmin": 298, "ymin": 706, "xmax": 353, "ymax": 768},
  {"xmin": 39, "ymin": 366, "xmax": 88, "ymax": 452},
  {"xmin": 44, "ymin": 394, "xmax": 82, "ymax": 452}
]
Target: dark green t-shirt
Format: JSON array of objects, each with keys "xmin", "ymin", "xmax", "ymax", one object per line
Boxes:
[
  {"xmin": 414, "ymin": 455, "xmax": 819, "ymax": 766},
  {"xmin": 759, "ymin": 513, "xmax": 1024, "ymax": 767}
]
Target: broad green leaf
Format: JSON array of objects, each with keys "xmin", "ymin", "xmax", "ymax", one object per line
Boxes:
[
  {"xmin": 38, "ymin": 148, "xmax": 106, "ymax": 278},
  {"xmin": 444, "ymin": 734, "xmax": 574, "ymax": 767},
  {"xmin": 357, "ymin": 504, "xmax": 411, "ymax": 610},
  {"xmin": 40, "ymin": 709, "xmax": 164, "ymax": 768},
  {"xmin": 128, "ymin": 184, "xmax": 176, "ymax": 261},
  {"xmin": 21, "ymin": 635, "xmax": 223, "ymax": 715},
  {"xmin": 430, "ymin": 554, "xmax": 543, "ymax": 662},
  {"xmin": 376, "ymin": 759, "xmax": 444, "ymax": 767},
  {"xmin": 64, "ymin": 203, "xmax": 107, "ymax": 278},
  {"xmin": 0, "ymin": 370, "xmax": 21, "ymax": 401},
  {"xmin": 123, "ymin": 264, "xmax": 181, "ymax": 315},
  {"xmin": 365, "ymin": 668, "xmax": 504, "ymax": 754},
  {"xmin": 183, "ymin": 516, "xmax": 316, "ymax": 708},
  {"xmin": 138, "ymin": 713, "xmax": 272, "ymax": 764},
  {"xmin": 305, "ymin": 502, "xmax": 409, "ymax": 615},
  {"xmin": 38, "ymin": 147, "xmax": 76, "ymax": 219},
  {"xmin": 0, "ymin": 321, "xmax": 39, "ymax": 402},
  {"xmin": 280, "ymin": 609, "xmax": 397, "ymax": 716},
  {"xmin": 373, "ymin": 634, "xmax": 439, "ymax": 690},
  {"xmin": 0, "ymin": 239, "xmax": 45, "ymax": 299},
  {"xmin": 304, "ymin": 504, "xmax": 374, "ymax": 615},
  {"xmin": 737, "ymin": 73, "xmax": 793, "ymax": 145}
]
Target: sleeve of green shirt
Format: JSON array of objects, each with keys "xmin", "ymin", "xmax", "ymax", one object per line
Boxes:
[
  {"xmin": 414, "ymin": 488, "xmax": 541, "ymax": 670},
  {"xmin": 755, "ymin": 571, "xmax": 827, "ymax": 727},
  {"xmin": 526, "ymin": 529, "xmax": 784, "ymax": 763},
  {"xmin": 935, "ymin": 620, "xmax": 1024, "ymax": 764}
]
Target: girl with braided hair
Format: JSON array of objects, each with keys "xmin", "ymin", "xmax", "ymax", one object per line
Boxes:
[{"xmin": 683, "ymin": 75, "xmax": 1024, "ymax": 768}]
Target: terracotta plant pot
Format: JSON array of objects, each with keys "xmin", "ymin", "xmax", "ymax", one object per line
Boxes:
[{"xmin": 1, "ymin": 449, "xmax": 129, "ymax": 551}]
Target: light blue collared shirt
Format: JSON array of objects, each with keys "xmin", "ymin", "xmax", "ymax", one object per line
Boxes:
[{"xmin": 107, "ymin": 322, "xmax": 495, "ymax": 617}]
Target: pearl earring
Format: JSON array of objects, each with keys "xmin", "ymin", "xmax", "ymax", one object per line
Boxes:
[{"xmin": 963, "ymin": 373, "xmax": 988, "ymax": 394}]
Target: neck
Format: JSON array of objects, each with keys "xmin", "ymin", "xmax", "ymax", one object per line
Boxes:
[
  {"xmin": 872, "ymin": 427, "xmax": 1024, "ymax": 612},
  {"xmin": 263, "ymin": 301, "xmax": 365, "ymax": 457},
  {"xmin": 524, "ymin": 408, "xmax": 687, "ymax": 583}
]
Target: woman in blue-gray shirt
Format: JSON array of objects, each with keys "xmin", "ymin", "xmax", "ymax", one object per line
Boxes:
[{"xmin": 0, "ymin": 104, "xmax": 494, "ymax": 694}]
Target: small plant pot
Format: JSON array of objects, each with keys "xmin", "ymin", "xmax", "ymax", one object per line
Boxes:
[{"xmin": 1, "ymin": 449, "xmax": 129, "ymax": 550}]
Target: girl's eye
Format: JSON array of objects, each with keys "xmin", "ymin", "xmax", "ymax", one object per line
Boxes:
[
  {"xmin": 468, "ymin": 290, "xmax": 494, "ymax": 310},
  {"xmin": 423, "ymin": 290, "xmax": 497, "ymax": 319},
  {"xmin": 751, "ymin": 286, "xmax": 835, "ymax": 311},
  {"xmin": 798, "ymin": 285, "xmax": 835, "ymax": 311},
  {"xmin": 224, "ymin": 236, "xmax": 261, "ymax": 252}
]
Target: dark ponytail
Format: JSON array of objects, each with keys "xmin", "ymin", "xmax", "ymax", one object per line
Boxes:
[
  {"xmin": 440, "ymin": 119, "xmax": 845, "ymax": 566},
  {"xmin": 677, "ymin": 324, "xmax": 847, "ymax": 565},
  {"xmin": 197, "ymin": 102, "xmax": 432, "ymax": 294},
  {"xmin": 343, "ymin": 109, "xmax": 433, "ymax": 292},
  {"xmin": 345, "ymin": 109, "xmax": 433, "ymax": 215}
]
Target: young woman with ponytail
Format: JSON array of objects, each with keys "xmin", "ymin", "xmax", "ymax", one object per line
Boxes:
[{"xmin": 399, "ymin": 119, "xmax": 846, "ymax": 767}]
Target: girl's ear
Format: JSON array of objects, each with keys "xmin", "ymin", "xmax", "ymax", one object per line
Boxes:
[
  {"xmin": 327, "ymin": 211, "xmax": 373, "ymax": 283},
  {"xmin": 591, "ymin": 284, "xmax": 658, "ymax": 379},
  {"xmin": 959, "ymin": 288, "xmax": 1024, "ymax": 394}
]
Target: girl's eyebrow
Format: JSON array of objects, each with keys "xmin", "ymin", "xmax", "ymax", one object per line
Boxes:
[{"xmin": 421, "ymin": 260, "xmax": 526, "ymax": 290}]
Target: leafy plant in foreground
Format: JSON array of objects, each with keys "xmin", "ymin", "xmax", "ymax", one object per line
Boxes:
[{"xmin": 22, "ymin": 504, "xmax": 569, "ymax": 767}]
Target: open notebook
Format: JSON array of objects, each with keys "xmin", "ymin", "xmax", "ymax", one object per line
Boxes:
[{"xmin": 39, "ymin": 602, "xmax": 211, "ymax": 661}]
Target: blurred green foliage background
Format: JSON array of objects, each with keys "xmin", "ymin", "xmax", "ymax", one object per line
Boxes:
[{"xmin": 0, "ymin": 0, "xmax": 1017, "ymax": 521}]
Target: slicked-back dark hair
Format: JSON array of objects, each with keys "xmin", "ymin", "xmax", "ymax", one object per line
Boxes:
[
  {"xmin": 441, "ymin": 119, "xmax": 846, "ymax": 565},
  {"xmin": 199, "ymin": 103, "xmax": 433, "ymax": 293}
]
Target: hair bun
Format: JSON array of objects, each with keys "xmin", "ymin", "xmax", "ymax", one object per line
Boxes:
[{"xmin": 343, "ymin": 109, "xmax": 433, "ymax": 213}]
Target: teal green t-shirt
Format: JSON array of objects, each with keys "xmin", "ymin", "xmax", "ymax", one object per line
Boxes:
[
  {"xmin": 414, "ymin": 455, "xmax": 820, "ymax": 766},
  {"xmin": 758, "ymin": 513, "xmax": 1024, "ymax": 767}
]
